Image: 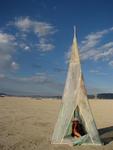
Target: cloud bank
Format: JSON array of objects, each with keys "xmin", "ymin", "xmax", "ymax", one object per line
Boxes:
[
  {"xmin": 0, "ymin": 32, "xmax": 18, "ymax": 72},
  {"xmin": 14, "ymin": 17, "xmax": 57, "ymax": 52},
  {"xmin": 0, "ymin": 17, "xmax": 57, "ymax": 74},
  {"xmin": 80, "ymin": 27, "xmax": 113, "ymax": 64}
]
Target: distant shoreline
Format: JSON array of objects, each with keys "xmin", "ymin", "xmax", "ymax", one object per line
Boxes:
[{"xmin": 1, "ymin": 92, "xmax": 113, "ymax": 99}]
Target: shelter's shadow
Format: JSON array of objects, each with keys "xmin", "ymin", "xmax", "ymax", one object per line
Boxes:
[{"xmin": 98, "ymin": 126, "xmax": 113, "ymax": 144}]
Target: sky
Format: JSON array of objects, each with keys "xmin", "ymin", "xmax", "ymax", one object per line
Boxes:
[{"xmin": 0, "ymin": 0, "xmax": 113, "ymax": 96}]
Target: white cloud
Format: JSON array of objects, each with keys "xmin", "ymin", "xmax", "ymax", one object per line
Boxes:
[
  {"xmin": 37, "ymin": 38, "xmax": 55, "ymax": 51},
  {"xmin": 14, "ymin": 17, "xmax": 56, "ymax": 37},
  {"xmin": 80, "ymin": 27, "xmax": 113, "ymax": 62},
  {"xmin": 80, "ymin": 29, "xmax": 109, "ymax": 52},
  {"xmin": 0, "ymin": 17, "xmax": 57, "ymax": 74},
  {"xmin": 34, "ymin": 22, "xmax": 56, "ymax": 37},
  {"xmin": 94, "ymin": 48, "xmax": 113, "ymax": 60},
  {"xmin": 19, "ymin": 43, "xmax": 30, "ymax": 51},
  {"xmin": 24, "ymin": 45, "xmax": 30, "ymax": 51},
  {"xmin": 14, "ymin": 17, "xmax": 56, "ymax": 52},
  {"xmin": 81, "ymin": 49, "xmax": 98, "ymax": 60},
  {"xmin": 0, "ymin": 32, "xmax": 15, "ymax": 43},
  {"xmin": 65, "ymin": 28, "xmax": 113, "ymax": 63},
  {"xmin": 15, "ymin": 17, "xmax": 32, "ymax": 31},
  {"xmin": 0, "ymin": 32, "xmax": 18, "ymax": 72},
  {"xmin": 38, "ymin": 42, "xmax": 55, "ymax": 52},
  {"xmin": 100, "ymin": 42, "xmax": 113, "ymax": 49},
  {"xmin": 11, "ymin": 61, "xmax": 19, "ymax": 70},
  {"xmin": 91, "ymin": 42, "xmax": 113, "ymax": 61}
]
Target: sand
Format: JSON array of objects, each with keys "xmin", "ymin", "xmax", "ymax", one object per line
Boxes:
[{"xmin": 0, "ymin": 97, "xmax": 113, "ymax": 150}]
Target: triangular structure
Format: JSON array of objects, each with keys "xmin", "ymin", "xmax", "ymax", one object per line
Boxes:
[{"xmin": 51, "ymin": 27, "xmax": 102, "ymax": 146}]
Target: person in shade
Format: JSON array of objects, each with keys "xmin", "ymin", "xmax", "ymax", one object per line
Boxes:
[{"xmin": 71, "ymin": 118, "xmax": 82, "ymax": 138}]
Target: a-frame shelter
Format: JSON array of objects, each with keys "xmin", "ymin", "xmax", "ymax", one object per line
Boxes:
[{"xmin": 51, "ymin": 28, "xmax": 102, "ymax": 146}]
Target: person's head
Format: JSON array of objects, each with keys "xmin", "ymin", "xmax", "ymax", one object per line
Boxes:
[{"xmin": 72, "ymin": 118, "xmax": 79, "ymax": 126}]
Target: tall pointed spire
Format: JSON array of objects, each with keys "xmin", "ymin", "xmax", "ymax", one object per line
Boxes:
[
  {"xmin": 70, "ymin": 26, "xmax": 80, "ymax": 64},
  {"xmin": 51, "ymin": 28, "xmax": 102, "ymax": 146},
  {"xmin": 73, "ymin": 25, "xmax": 76, "ymax": 42}
]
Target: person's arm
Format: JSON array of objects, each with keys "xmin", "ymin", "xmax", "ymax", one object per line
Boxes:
[{"xmin": 74, "ymin": 128, "xmax": 81, "ymax": 138}]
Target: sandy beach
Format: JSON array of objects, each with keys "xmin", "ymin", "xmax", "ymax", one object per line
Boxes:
[{"xmin": 0, "ymin": 97, "xmax": 113, "ymax": 150}]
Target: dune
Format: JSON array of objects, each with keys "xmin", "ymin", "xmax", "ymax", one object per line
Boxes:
[{"xmin": 0, "ymin": 97, "xmax": 113, "ymax": 150}]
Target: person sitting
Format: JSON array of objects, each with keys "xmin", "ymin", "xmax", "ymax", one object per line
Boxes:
[{"xmin": 71, "ymin": 118, "xmax": 82, "ymax": 138}]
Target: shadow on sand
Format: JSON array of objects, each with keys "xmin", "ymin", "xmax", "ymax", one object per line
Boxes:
[{"xmin": 98, "ymin": 126, "xmax": 113, "ymax": 145}]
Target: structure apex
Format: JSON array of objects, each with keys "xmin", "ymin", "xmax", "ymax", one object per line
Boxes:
[{"xmin": 73, "ymin": 25, "xmax": 77, "ymax": 40}]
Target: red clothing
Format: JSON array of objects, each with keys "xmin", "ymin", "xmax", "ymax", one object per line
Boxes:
[{"xmin": 71, "ymin": 122, "xmax": 80, "ymax": 137}]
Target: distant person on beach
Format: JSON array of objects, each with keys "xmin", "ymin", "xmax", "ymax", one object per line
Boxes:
[{"xmin": 71, "ymin": 118, "xmax": 85, "ymax": 138}]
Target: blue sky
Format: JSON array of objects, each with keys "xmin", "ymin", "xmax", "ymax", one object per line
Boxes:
[{"xmin": 0, "ymin": 0, "xmax": 113, "ymax": 96}]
